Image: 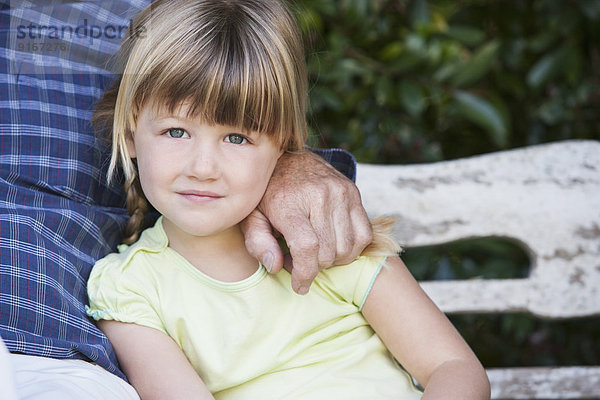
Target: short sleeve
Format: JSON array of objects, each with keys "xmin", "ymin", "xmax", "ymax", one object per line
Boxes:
[
  {"xmin": 87, "ymin": 254, "xmax": 166, "ymax": 334},
  {"xmin": 316, "ymin": 256, "xmax": 387, "ymax": 310}
]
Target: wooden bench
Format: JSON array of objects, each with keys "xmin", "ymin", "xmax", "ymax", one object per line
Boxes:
[{"xmin": 356, "ymin": 139, "xmax": 600, "ymax": 399}]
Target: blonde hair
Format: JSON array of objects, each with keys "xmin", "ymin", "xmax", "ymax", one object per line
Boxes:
[{"xmin": 93, "ymin": 0, "xmax": 399, "ymax": 257}]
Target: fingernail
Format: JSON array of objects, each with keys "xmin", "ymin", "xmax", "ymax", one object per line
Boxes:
[
  {"xmin": 262, "ymin": 252, "xmax": 274, "ymax": 273},
  {"xmin": 297, "ymin": 285, "xmax": 309, "ymax": 295}
]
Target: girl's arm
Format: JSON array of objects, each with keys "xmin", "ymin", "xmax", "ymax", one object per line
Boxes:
[
  {"xmin": 98, "ymin": 320, "xmax": 215, "ymax": 400},
  {"xmin": 361, "ymin": 256, "xmax": 491, "ymax": 400}
]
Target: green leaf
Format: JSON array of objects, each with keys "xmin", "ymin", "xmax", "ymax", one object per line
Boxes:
[
  {"xmin": 295, "ymin": 8, "xmax": 323, "ymax": 34},
  {"xmin": 578, "ymin": 0, "xmax": 600, "ymax": 19},
  {"xmin": 495, "ymin": 73, "xmax": 526, "ymax": 99},
  {"xmin": 310, "ymin": 86, "xmax": 343, "ymax": 111},
  {"xmin": 399, "ymin": 81, "xmax": 427, "ymax": 116},
  {"xmin": 386, "ymin": 34, "xmax": 429, "ymax": 73},
  {"xmin": 451, "ymin": 40, "xmax": 500, "ymax": 87},
  {"xmin": 302, "ymin": 0, "xmax": 336, "ymax": 17},
  {"xmin": 405, "ymin": 33, "xmax": 427, "ymax": 54},
  {"xmin": 528, "ymin": 31, "xmax": 559, "ymax": 53},
  {"xmin": 426, "ymin": 39, "xmax": 443, "ymax": 65},
  {"xmin": 564, "ymin": 47, "xmax": 582, "ymax": 84},
  {"xmin": 338, "ymin": 58, "xmax": 369, "ymax": 79},
  {"xmin": 537, "ymin": 98, "xmax": 567, "ymax": 125},
  {"xmin": 526, "ymin": 47, "xmax": 569, "ymax": 89},
  {"xmin": 445, "ymin": 25, "xmax": 486, "ymax": 46},
  {"xmin": 453, "ymin": 91, "xmax": 508, "ymax": 147},
  {"xmin": 379, "ymin": 41, "xmax": 404, "ymax": 62},
  {"xmin": 411, "ymin": 0, "xmax": 430, "ymax": 28},
  {"xmin": 375, "ymin": 77, "xmax": 394, "ymax": 106}
]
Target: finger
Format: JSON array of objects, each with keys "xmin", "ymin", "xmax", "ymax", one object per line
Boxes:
[
  {"xmin": 282, "ymin": 253, "xmax": 293, "ymax": 274},
  {"xmin": 347, "ymin": 205, "xmax": 374, "ymax": 261},
  {"xmin": 331, "ymin": 201, "xmax": 355, "ymax": 265},
  {"xmin": 240, "ymin": 209, "xmax": 284, "ymax": 274},
  {"xmin": 275, "ymin": 215, "xmax": 320, "ymax": 295},
  {"xmin": 306, "ymin": 197, "xmax": 337, "ymax": 269}
]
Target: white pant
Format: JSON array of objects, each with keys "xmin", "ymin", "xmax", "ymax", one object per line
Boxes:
[{"xmin": 0, "ymin": 338, "xmax": 139, "ymax": 400}]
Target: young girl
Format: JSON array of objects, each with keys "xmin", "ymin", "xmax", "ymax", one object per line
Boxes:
[{"xmin": 87, "ymin": 0, "xmax": 491, "ymax": 399}]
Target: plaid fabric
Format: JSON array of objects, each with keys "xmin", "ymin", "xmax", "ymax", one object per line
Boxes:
[
  {"xmin": 309, "ymin": 147, "xmax": 356, "ymax": 182},
  {"xmin": 0, "ymin": 0, "xmax": 151, "ymax": 380},
  {"xmin": 0, "ymin": 0, "xmax": 356, "ymax": 380}
]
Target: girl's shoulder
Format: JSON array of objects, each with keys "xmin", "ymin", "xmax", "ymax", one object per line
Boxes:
[
  {"xmin": 91, "ymin": 220, "xmax": 169, "ymax": 277},
  {"xmin": 314, "ymin": 255, "xmax": 389, "ymax": 310}
]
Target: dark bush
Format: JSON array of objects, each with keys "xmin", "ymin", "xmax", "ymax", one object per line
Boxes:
[{"xmin": 298, "ymin": 0, "xmax": 600, "ymax": 163}]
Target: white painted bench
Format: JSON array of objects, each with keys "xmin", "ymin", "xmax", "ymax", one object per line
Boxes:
[{"xmin": 356, "ymin": 140, "xmax": 600, "ymax": 399}]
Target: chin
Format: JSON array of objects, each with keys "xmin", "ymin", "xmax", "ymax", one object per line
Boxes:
[{"xmin": 181, "ymin": 221, "xmax": 239, "ymax": 237}]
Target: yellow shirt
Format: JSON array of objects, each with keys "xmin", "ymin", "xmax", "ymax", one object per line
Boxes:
[{"xmin": 87, "ymin": 217, "xmax": 422, "ymax": 399}]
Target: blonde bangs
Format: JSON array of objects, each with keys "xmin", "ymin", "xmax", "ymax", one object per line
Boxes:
[{"xmin": 117, "ymin": 0, "xmax": 307, "ymax": 155}]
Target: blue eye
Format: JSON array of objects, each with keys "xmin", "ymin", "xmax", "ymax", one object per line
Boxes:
[
  {"xmin": 225, "ymin": 134, "xmax": 247, "ymax": 145},
  {"xmin": 166, "ymin": 128, "xmax": 188, "ymax": 138}
]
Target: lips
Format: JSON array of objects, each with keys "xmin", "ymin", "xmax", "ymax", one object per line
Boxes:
[{"xmin": 177, "ymin": 190, "xmax": 224, "ymax": 202}]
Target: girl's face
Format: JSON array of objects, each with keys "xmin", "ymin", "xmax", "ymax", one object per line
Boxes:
[{"xmin": 128, "ymin": 101, "xmax": 283, "ymax": 240}]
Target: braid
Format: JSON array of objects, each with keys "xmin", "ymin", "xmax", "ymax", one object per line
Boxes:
[{"xmin": 122, "ymin": 175, "xmax": 149, "ymax": 245}]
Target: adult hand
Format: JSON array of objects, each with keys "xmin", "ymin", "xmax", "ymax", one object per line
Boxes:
[{"xmin": 240, "ymin": 150, "xmax": 373, "ymax": 295}]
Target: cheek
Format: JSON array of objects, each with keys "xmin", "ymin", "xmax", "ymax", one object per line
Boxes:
[
  {"xmin": 256, "ymin": 152, "xmax": 280, "ymax": 186},
  {"xmin": 136, "ymin": 154, "xmax": 154, "ymax": 182},
  {"xmin": 136, "ymin": 156, "xmax": 167, "ymax": 199},
  {"xmin": 241, "ymin": 170, "xmax": 270, "ymax": 199},
  {"xmin": 237, "ymin": 156, "xmax": 278, "ymax": 203},
  {"xmin": 136, "ymin": 161, "xmax": 156, "ymax": 201}
]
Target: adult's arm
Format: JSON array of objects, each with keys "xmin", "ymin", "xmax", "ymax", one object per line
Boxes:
[{"xmin": 241, "ymin": 150, "xmax": 373, "ymax": 295}]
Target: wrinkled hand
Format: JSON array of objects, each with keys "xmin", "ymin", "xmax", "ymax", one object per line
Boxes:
[{"xmin": 240, "ymin": 150, "xmax": 373, "ymax": 294}]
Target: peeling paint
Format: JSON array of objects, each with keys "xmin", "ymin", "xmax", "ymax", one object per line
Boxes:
[
  {"xmin": 394, "ymin": 176, "xmax": 452, "ymax": 192},
  {"xmin": 552, "ymin": 177, "xmax": 599, "ymax": 188},
  {"xmin": 425, "ymin": 219, "xmax": 467, "ymax": 235},
  {"xmin": 488, "ymin": 366, "xmax": 600, "ymax": 399},
  {"xmin": 394, "ymin": 171, "xmax": 491, "ymax": 192},
  {"xmin": 545, "ymin": 247, "xmax": 585, "ymax": 261},
  {"xmin": 569, "ymin": 267, "xmax": 586, "ymax": 286},
  {"xmin": 575, "ymin": 223, "xmax": 600, "ymax": 240},
  {"xmin": 392, "ymin": 215, "xmax": 468, "ymax": 242}
]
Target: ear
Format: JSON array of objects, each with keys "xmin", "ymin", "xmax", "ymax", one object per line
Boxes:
[{"xmin": 126, "ymin": 132, "xmax": 136, "ymax": 158}]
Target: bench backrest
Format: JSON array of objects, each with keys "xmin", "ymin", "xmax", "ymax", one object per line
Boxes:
[{"xmin": 356, "ymin": 140, "xmax": 600, "ymax": 399}]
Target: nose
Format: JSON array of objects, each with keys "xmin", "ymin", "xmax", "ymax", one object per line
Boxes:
[{"xmin": 183, "ymin": 139, "xmax": 221, "ymax": 181}]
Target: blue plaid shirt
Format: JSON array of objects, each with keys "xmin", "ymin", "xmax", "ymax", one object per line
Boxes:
[{"xmin": 0, "ymin": 0, "xmax": 355, "ymax": 379}]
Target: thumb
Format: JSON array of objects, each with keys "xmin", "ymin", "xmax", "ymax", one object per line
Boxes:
[{"xmin": 240, "ymin": 209, "xmax": 284, "ymax": 274}]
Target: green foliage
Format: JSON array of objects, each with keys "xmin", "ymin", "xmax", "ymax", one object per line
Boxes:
[
  {"xmin": 449, "ymin": 313, "xmax": 600, "ymax": 368},
  {"xmin": 296, "ymin": 0, "xmax": 600, "ymax": 164},
  {"xmin": 402, "ymin": 238, "xmax": 530, "ymax": 281}
]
